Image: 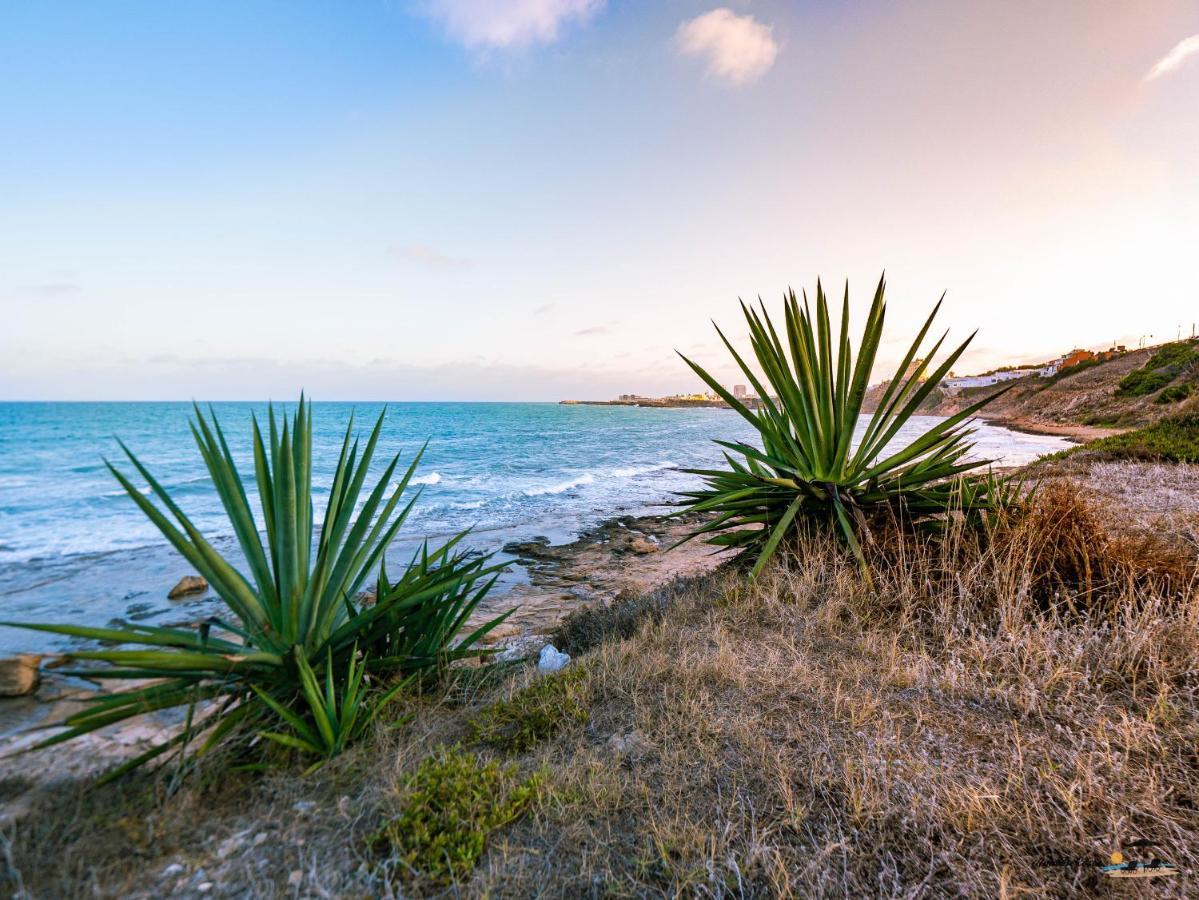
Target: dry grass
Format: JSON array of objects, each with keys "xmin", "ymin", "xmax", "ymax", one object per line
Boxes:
[{"xmin": 4, "ymin": 471, "xmax": 1199, "ymax": 898}]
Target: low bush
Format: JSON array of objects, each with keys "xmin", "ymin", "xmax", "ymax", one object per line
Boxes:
[
  {"xmin": 469, "ymin": 667, "xmax": 589, "ymax": 753},
  {"xmin": 1117, "ymin": 339, "xmax": 1198, "ymax": 396},
  {"xmin": 373, "ymin": 747, "xmax": 542, "ymax": 885},
  {"xmin": 1155, "ymin": 382, "xmax": 1192, "ymax": 404}
]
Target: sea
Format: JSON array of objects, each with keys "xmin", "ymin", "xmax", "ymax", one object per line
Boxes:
[{"xmin": 0, "ymin": 402, "xmax": 1071, "ymax": 655}]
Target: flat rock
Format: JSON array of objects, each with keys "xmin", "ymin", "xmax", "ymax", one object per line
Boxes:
[
  {"xmin": 168, "ymin": 575, "xmax": 208, "ymax": 599},
  {"xmin": 479, "ymin": 622, "xmax": 521, "ymax": 645}
]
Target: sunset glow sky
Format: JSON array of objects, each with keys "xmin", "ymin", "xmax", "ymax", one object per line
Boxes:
[{"xmin": 3, "ymin": 1, "xmax": 1197, "ymax": 400}]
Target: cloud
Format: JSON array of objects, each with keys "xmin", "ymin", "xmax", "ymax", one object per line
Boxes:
[
  {"xmin": 393, "ymin": 243, "xmax": 470, "ymax": 268},
  {"xmin": 574, "ymin": 326, "xmax": 607, "ymax": 335},
  {"xmin": 533, "ymin": 303, "xmax": 557, "ymax": 314},
  {"xmin": 1145, "ymin": 34, "xmax": 1199, "ymax": 81},
  {"xmin": 675, "ymin": 8, "xmax": 778, "ymax": 86},
  {"xmin": 420, "ymin": 0, "xmax": 604, "ymax": 50}
]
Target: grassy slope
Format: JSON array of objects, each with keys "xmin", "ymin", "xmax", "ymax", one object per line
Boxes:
[{"xmin": 7, "ymin": 467, "xmax": 1199, "ymax": 898}]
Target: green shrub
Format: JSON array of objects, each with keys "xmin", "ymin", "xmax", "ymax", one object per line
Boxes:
[
  {"xmin": 470, "ymin": 667, "xmax": 589, "ymax": 753},
  {"xmin": 677, "ymin": 275, "xmax": 1012, "ymax": 577},
  {"xmin": 1156, "ymin": 383, "xmax": 1193, "ymax": 405},
  {"xmin": 373, "ymin": 747, "xmax": 542, "ymax": 884},
  {"xmin": 4, "ymin": 398, "xmax": 510, "ymax": 779},
  {"xmin": 1117, "ymin": 340, "xmax": 1199, "ymax": 397},
  {"xmin": 1118, "ymin": 369, "xmax": 1174, "ymax": 396}
]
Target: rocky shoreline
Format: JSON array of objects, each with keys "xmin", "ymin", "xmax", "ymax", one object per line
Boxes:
[{"xmin": 0, "ymin": 511, "xmax": 729, "ymax": 822}]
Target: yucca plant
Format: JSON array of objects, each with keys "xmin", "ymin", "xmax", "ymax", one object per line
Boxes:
[
  {"xmin": 4, "ymin": 398, "xmax": 509, "ymax": 779},
  {"xmin": 677, "ymin": 275, "xmax": 1011, "ymax": 577}
]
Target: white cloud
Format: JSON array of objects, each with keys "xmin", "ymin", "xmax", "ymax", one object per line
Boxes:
[
  {"xmin": 1145, "ymin": 33, "xmax": 1199, "ymax": 81},
  {"xmin": 420, "ymin": 0, "xmax": 604, "ymax": 50},
  {"xmin": 394, "ymin": 243, "xmax": 470, "ymax": 268},
  {"xmin": 675, "ymin": 8, "xmax": 778, "ymax": 86}
]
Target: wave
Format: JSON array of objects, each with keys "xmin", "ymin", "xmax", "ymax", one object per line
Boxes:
[
  {"xmin": 610, "ymin": 461, "xmax": 678, "ymax": 478},
  {"xmin": 411, "ymin": 472, "xmax": 443, "ymax": 486},
  {"xmin": 524, "ymin": 473, "xmax": 595, "ymax": 496},
  {"xmin": 100, "ymin": 485, "xmax": 152, "ymax": 498}
]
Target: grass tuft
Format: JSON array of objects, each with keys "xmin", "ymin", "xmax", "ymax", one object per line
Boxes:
[
  {"xmin": 469, "ymin": 667, "xmax": 590, "ymax": 753},
  {"xmin": 372, "ymin": 746, "xmax": 542, "ymax": 885}
]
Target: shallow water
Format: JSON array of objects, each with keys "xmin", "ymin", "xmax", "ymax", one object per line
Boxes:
[{"xmin": 0, "ymin": 402, "xmax": 1070, "ymax": 654}]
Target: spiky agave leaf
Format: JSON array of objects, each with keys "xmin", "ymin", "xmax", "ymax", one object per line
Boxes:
[
  {"xmin": 677, "ymin": 275, "xmax": 1013, "ymax": 577},
  {"xmin": 2, "ymin": 398, "xmax": 508, "ymax": 776}
]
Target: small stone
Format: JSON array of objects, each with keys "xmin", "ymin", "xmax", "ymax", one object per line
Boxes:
[
  {"xmin": 288, "ymin": 870, "xmax": 303, "ymax": 888},
  {"xmin": 252, "ymin": 832, "xmax": 269, "ymax": 846},
  {"xmin": 216, "ymin": 834, "xmax": 243, "ymax": 859},
  {"xmin": 168, "ymin": 575, "xmax": 207, "ymax": 599},
  {"xmin": 196, "ymin": 883, "xmax": 213, "ymax": 894},
  {"xmin": 537, "ymin": 644, "xmax": 571, "ymax": 673},
  {"xmin": 607, "ymin": 729, "xmax": 649, "ymax": 755},
  {"xmin": 0, "ymin": 654, "xmax": 41, "ymax": 697},
  {"xmin": 627, "ymin": 537, "xmax": 658, "ymax": 555},
  {"xmin": 160, "ymin": 863, "xmax": 185, "ymax": 879},
  {"xmin": 293, "ymin": 800, "xmax": 316, "ymax": 813}
]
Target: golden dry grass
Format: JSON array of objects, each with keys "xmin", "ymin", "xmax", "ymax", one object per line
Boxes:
[{"xmin": 4, "ymin": 471, "xmax": 1198, "ymax": 898}]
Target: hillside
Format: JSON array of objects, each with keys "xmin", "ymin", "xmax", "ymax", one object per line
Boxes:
[{"xmin": 865, "ymin": 338, "xmax": 1199, "ymax": 435}]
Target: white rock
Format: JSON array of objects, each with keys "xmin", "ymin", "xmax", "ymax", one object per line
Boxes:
[
  {"xmin": 160, "ymin": 863, "xmax": 185, "ymax": 879},
  {"xmin": 537, "ymin": 644, "xmax": 571, "ymax": 673},
  {"xmin": 288, "ymin": 870, "xmax": 304, "ymax": 887}
]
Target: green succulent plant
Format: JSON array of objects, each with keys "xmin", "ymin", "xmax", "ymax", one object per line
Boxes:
[
  {"xmin": 5, "ymin": 398, "xmax": 509, "ymax": 778},
  {"xmin": 677, "ymin": 275, "xmax": 1011, "ymax": 577}
]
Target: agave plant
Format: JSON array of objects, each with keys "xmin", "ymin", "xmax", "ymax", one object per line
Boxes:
[
  {"xmin": 677, "ymin": 275, "xmax": 1010, "ymax": 577},
  {"xmin": 4, "ymin": 398, "xmax": 508, "ymax": 778}
]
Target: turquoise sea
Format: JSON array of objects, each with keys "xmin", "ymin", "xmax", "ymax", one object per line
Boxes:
[{"xmin": 0, "ymin": 402, "xmax": 1071, "ymax": 654}]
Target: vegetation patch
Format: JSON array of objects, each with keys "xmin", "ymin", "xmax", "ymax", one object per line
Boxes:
[
  {"xmin": 469, "ymin": 667, "xmax": 589, "ymax": 753},
  {"xmin": 1050, "ymin": 412, "xmax": 1199, "ymax": 464},
  {"xmin": 1116, "ymin": 339, "xmax": 1198, "ymax": 396},
  {"xmin": 373, "ymin": 747, "xmax": 542, "ymax": 885},
  {"xmin": 1155, "ymin": 382, "xmax": 1192, "ymax": 404}
]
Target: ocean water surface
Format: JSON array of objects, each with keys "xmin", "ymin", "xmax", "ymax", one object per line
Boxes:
[{"xmin": 0, "ymin": 402, "xmax": 1071, "ymax": 654}]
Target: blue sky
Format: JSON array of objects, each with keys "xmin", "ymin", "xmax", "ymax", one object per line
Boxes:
[{"xmin": 3, "ymin": 1, "xmax": 1198, "ymax": 400}]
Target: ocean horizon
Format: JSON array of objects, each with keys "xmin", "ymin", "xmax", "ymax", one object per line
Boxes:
[{"xmin": 0, "ymin": 401, "xmax": 1071, "ymax": 654}]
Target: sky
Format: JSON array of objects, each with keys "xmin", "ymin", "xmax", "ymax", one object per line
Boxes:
[{"xmin": 2, "ymin": 0, "xmax": 1197, "ymax": 401}]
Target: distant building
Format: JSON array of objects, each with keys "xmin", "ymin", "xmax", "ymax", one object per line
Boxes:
[
  {"xmin": 733, "ymin": 384, "xmax": 747, "ymax": 399},
  {"xmin": 943, "ymin": 368, "xmax": 1039, "ymax": 390}
]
